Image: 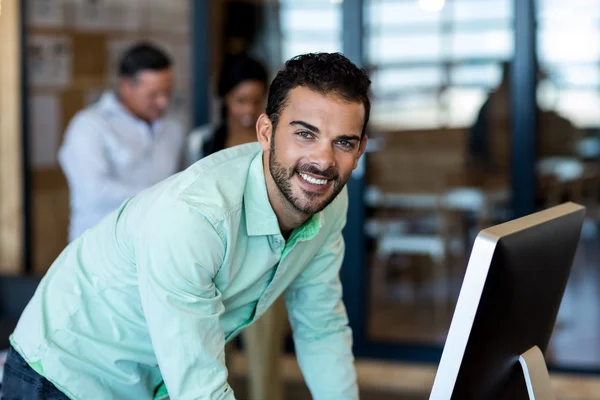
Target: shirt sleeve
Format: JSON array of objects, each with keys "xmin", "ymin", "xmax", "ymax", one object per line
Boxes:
[
  {"xmin": 58, "ymin": 112, "xmax": 147, "ymax": 211},
  {"xmin": 135, "ymin": 201, "xmax": 235, "ymax": 399},
  {"xmin": 283, "ymin": 190, "xmax": 358, "ymax": 400}
]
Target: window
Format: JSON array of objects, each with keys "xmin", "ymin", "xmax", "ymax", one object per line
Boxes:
[
  {"xmin": 537, "ymin": 0, "xmax": 600, "ymax": 128},
  {"xmin": 279, "ymin": 0, "xmax": 342, "ymax": 62},
  {"xmin": 365, "ymin": 0, "xmax": 514, "ymax": 130}
]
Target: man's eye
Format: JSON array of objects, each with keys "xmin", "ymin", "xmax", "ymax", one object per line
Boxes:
[
  {"xmin": 337, "ymin": 140, "xmax": 355, "ymax": 149},
  {"xmin": 297, "ymin": 131, "xmax": 313, "ymax": 139}
]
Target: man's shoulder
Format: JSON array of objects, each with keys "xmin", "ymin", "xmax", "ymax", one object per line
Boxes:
[
  {"xmin": 173, "ymin": 143, "xmax": 263, "ymax": 221},
  {"xmin": 67, "ymin": 102, "xmax": 111, "ymax": 129},
  {"xmin": 190, "ymin": 142, "xmax": 261, "ymax": 170}
]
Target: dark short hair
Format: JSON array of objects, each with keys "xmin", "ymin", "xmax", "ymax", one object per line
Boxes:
[
  {"xmin": 218, "ymin": 53, "xmax": 269, "ymax": 98},
  {"xmin": 266, "ymin": 52, "xmax": 371, "ymax": 138},
  {"xmin": 118, "ymin": 42, "xmax": 172, "ymax": 79}
]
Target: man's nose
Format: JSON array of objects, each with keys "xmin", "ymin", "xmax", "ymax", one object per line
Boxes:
[{"xmin": 308, "ymin": 141, "xmax": 335, "ymax": 172}]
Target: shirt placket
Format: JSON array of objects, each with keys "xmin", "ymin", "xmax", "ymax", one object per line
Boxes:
[{"xmin": 255, "ymin": 231, "xmax": 308, "ymax": 314}]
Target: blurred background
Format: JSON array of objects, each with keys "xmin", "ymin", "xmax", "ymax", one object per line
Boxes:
[{"xmin": 2, "ymin": 0, "xmax": 600, "ymax": 398}]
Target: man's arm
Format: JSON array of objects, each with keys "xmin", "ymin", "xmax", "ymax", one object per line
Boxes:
[
  {"xmin": 58, "ymin": 112, "xmax": 148, "ymax": 210},
  {"xmin": 135, "ymin": 201, "xmax": 235, "ymax": 399},
  {"xmin": 284, "ymin": 190, "xmax": 358, "ymax": 400}
]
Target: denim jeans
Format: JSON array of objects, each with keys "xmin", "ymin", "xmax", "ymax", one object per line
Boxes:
[{"xmin": 1, "ymin": 346, "xmax": 68, "ymax": 400}]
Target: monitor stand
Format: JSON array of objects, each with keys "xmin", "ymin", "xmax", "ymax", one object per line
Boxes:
[{"xmin": 518, "ymin": 346, "xmax": 556, "ymax": 400}]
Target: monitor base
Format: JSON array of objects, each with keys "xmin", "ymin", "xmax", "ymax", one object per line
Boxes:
[{"xmin": 519, "ymin": 346, "xmax": 556, "ymax": 400}]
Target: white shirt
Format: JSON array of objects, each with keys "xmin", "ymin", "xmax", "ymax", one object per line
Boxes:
[
  {"xmin": 58, "ymin": 91, "xmax": 185, "ymax": 241},
  {"xmin": 186, "ymin": 123, "xmax": 216, "ymax": 167}
]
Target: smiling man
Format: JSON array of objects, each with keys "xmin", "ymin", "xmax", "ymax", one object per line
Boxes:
[{"xmin": 5, "ymin": 52, "xmax": 370, "ymax": 400}]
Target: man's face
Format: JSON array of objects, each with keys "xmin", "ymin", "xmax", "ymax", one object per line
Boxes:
[
  {"xmin": 119, "ymin": 69, "xmax": 174, "ymax": 122},
  {"xmin": 259, "ymin": 86, "xmax": 367, "ymax": 216}
]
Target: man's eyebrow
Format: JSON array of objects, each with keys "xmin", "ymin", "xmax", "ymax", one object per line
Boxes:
[
  {"xmin": 337, "ymin": 134, "xmax": 361, "ymax": 142},
  {"xmin": 290, "ymin": 120, "xmax": 320, "ymax": 133}
]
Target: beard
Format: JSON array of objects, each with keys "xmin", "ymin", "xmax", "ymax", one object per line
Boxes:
[{"xmin": 268, "ymin": 135, "xmax": 349, "ymax": 215}]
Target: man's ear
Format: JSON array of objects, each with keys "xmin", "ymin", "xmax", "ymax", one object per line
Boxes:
[
  {"xmin": 256, "ymin": 113, "xmax": 273, "ymax": 152},
  {"xmin": 354, "ymin": 135, "xmax": 368, "ymax": 169}
]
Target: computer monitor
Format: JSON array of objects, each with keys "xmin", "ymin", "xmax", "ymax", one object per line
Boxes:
[{"xmin": 429, "ymin": 202, "xmax": 586, "ymax": 400}]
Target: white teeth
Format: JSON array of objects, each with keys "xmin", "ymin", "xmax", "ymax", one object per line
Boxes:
[{"xmin": 299, "ymin": 173, "xmax": 328, "ymax": 185}]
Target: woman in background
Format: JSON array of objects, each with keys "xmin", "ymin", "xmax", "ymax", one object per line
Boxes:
[
  {"xmin": 187, "ymin": 53, "xmax": 269, "ymax": 164},
  {"xmin": 187, "ymin": 53, "xmax": 285, "ymax": 400}
]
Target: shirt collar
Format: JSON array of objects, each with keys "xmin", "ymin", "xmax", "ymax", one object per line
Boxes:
[
  {"xmin": 244, "ymin": 152, "xmax": 281, "ymax": 236},
  {"xmin": 290, "ymin": 212, "xmax": 323, "ymax": 244},
  {"xmin": 243, "ymin": 152, "xmax": 323, "ymax": 239}
]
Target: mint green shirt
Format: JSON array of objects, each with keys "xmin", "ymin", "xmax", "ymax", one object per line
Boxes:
[{"xmin": 10, "ymin": 143, "xmax": 357, "ymax": 400}]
